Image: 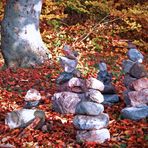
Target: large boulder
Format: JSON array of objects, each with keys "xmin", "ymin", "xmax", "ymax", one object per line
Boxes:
[
  {"xmin": 73, "ymin": 113, "xmax": 109, "ymax": 130},
  {"xmin": 86, "ymin": 77, "xmax": 104, "ymax": 91},
  {"xmin": 76, "ymin": 129, "xmax": 110, "ymax": 143},
  {"xmin": 130, "ymin": 77, "xmax": 148, "ymax": 91},
  {"xmin": 75, "ymin": 101, "xmax": 104, "ymax": 116},
  {"xmin": 52, "ymin": 92, "xmax": 85, "ymax": 114},
  {"xmin": 121, "ymin": 105, "xmax": 148, "ymax": 120},
  {"xmin": 128, "ymin": 89, "xmax": 148, "ymax": 107},
  {"xmin": 85, "ymin": 89, "xmax": 104, "ymax": 103}
]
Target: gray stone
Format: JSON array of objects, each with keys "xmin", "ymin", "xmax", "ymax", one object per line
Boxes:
[
  {"xmin": 63, "ymin": 45, "xmax": 78, "ymax": 60},
  {"xmin": 97, "ymin": 70, "xmax": 112, "ymax": 85},
  {"xmin": 75, "ymin": 102, "xmax": 104, "ymax": 116},
  {"xmin": 123, "ymin": 90, "xmax": 131, "ymax": 106},
  {"xmin": 127, "ymin": 48, "xmax": 144, "ymax": 63},
  {"xmin": 101, "ymin": 84, "xmax": 116, "ymax": 94},
  {"xmin": 122, "ymin": 60, "xmax": 135, "ymax": 73},
  {"xmin": 52, "ymin": 92, "xmax": 85, "ymax": 114},
  {"xmin": 121, "ymin": 105, "xmax": 148, "ymax": 120},
  {"xmin": 56, "ymin": 72, "xmax": 73, "ymax": 84},
  {"xmin": 59, "ymin": 56, "xmax": 77, "ymax": 73},
  {"xmin": 128, "ymin": 89, "xmax": 148, "ymax": 107},
  {"xmin": 86, "ymin": 77, "xmax": 104, "ymax": 91},
  {"xmin": 129, "ymin": 63, "xmax": 147, "ymax": 79},
  {"xmin": 76, "ymin": 129, "xmax": 110, "ymax": 143},
  {"xmin": 99, "ymin": 62, "xmax": 107, "ymax": 71},
  {"xmin": 73, "ymin": 113, "xmax": 109, "ymax": 130},
  {"xmin": 130, "ymin": 77, "xmax": 148, "ymax": 91},
  {"xmin": 123, "ymin": 74, "xmax": 137, "ymax": 89},
  {"xmin": 103, "ymin": 94, "xmax": 119, "ymax": 103},
  {"xmin": 85, "ymin": 89, "xmax": 104, "ymax": 103},
  {"xmin": 5, "ymin": 109, "xmax": 36, "ymax": 129}
]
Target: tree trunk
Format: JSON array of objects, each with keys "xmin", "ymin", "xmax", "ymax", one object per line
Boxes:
[{"xmin": 1, "ymin": 0, "xmax": 51, "ymax": 68}]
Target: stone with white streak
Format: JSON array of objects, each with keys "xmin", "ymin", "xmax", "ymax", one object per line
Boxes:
[{"xmin": 73, "ymin": 113, "xmax": 109, "ymax": 130}]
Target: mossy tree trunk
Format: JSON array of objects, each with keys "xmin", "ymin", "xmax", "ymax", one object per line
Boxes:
[{"xmin": 1, "ymin": 0, "xmax": 51, "ymax": 68}]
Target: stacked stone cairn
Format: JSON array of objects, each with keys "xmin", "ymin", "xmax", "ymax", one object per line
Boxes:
[
  {"xmin": 121, "ymin": 42, "xmax": 148, "ymax": 120},
  {"xmin": 97, "ymin": 61, "xmax": 119, "ymax": 105},
  {"xmin": 52, "ymin": 45, "xmax": 110, "ymax": 143}
]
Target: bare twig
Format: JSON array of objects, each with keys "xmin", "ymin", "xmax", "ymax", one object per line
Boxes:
[{"xmin": 72, "ymin": 15, "xmax": 121, "ymax": 46}]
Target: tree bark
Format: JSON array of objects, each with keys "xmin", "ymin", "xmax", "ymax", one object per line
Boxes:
[{"xmin": 1, "ymin": 0, "xmax": 51, "ymax": 68}]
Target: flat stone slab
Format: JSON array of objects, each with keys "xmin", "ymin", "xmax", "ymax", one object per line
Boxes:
[
  {"xmin": 85, "ymin": 89, "xmax": 104, "ymax": 103},
  {"xmin": 76, "ymin": 129, "xmax": 110, "ymax": 143},
  {"xmin": 130, "ymin": 77, "xmax": 148, "ymax": 91},
  {"xmin": 128, "ymin": 89, "xmax": 148, "ymax": 107},
  {"xmin": 103, "ymin": 94, "xmax": 119, "ymax": 103},
  {"xmin": 52, "ymin": 92, "xmax": 85, "ymax": 114},
  {"xmin": 75, "ymin": 101, "xmax": 104, "ymax": 116},
  {"xmin": 86, "ymin": 77, "xmax": 104, "ymax": 91},
  {"xmin": 73, "ymin": 113, "xmax": 109, "ymax": 130},
  {"xmin": 121, "ymin": 105, "xmax": 148, "ymax": 120}
]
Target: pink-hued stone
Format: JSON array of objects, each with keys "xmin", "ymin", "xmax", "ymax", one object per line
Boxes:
[
  {"xmin": 52, "ymin": 92, "xmax": 85, "ymax": 114},
  {"xmin": 128, "ymin": 89, "xmax": 148, "ymax": 107},
  {"xmin": 130, "ymin": 77, "xmax": 148, "ymax": 91}
]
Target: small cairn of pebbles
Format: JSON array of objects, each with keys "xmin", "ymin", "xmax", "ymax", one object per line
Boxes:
[
  {"xmin": 97, "ymin": 61, "xmax": 119, "ymax": 105},
  {"xmin": 121, "ymin": 42, "xmax": 148, "ymax": 120},
  {"xmin": 52, "ymin": 45, "xmax": 110, "ymax": 143}
]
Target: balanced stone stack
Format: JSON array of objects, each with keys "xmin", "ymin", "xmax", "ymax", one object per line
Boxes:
[
  {"xmin": 52, "ymin": 45, "xmax": 110, "ymax": 143},
  {"xmin": 73, "ymin": 77, "xmax": 110, "ymax": 143},
  {"xmin": 97, "ymin": 61, "xmax": 119, "ymax": 105},
  {"xmin": 52, "ymin": 45, "xmax": 84, "ymax": 114},
  {"xmin": 121, "ymin": 43, "xmax": 148, "ymax": 120}
]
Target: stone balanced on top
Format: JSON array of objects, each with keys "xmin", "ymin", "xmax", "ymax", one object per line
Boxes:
[
  {"xmin": 97, "ymin": 61, "xmax": 119, "ymax": 105},
  {"xmin": 5, "ymin": 89, "xmax": 46, "ymax": 131},
  {"xmin": 121, "ymin": 42, "xmax": 148, "ymax": 120},
  {"xmin": 52, "ymin": 45, "xmax": 110, "ymax": 143}
]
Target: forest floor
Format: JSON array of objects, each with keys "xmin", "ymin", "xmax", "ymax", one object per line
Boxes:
[{"xmin": 0, "ymin": 14, "xmax": 148, "ymax": 148}]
